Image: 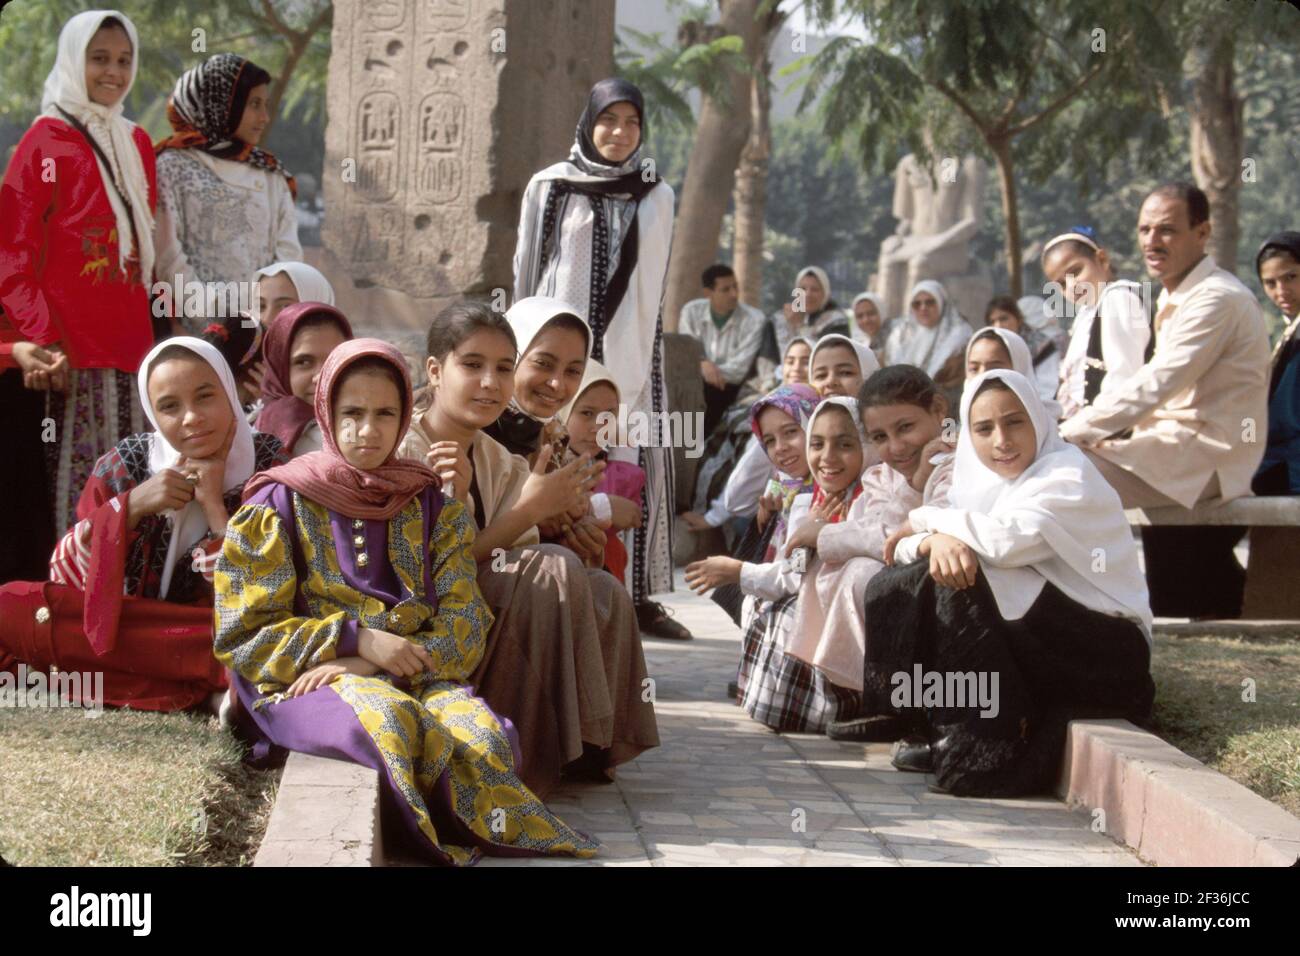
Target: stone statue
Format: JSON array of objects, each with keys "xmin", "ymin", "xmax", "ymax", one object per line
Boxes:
[{"xmin": 874, "ymin": 152, "xmax": 992, "ymax": 322}]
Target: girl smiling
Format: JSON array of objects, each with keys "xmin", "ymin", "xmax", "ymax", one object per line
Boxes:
[
  {"xmin": 862, "ymin": 369, "xmax": 1154, "ymax": 796},
  {"xmin": 784, "ymin": 368, "xmax": 956, "ymax": 741},
  {"xmin": 400, "ymin": 301, "xmax": 658, "ymax": 795}
]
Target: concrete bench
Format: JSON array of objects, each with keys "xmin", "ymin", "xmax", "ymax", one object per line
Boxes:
[
  {"xmin": 1125, "ymin": 496, "xmax": 1300, "ymax": 620},
  {"xmin": 1058, "ymin": 718, "xmax": 1300, "ymax": 866},
  {"xmin": 254, "ymin": 752, "xmax": 382, "ymax": 867}
]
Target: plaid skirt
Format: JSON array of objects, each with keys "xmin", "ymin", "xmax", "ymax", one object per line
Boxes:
[{"xmin": 737, "ymin": 593, "xmax": 861, "ymax": 733}]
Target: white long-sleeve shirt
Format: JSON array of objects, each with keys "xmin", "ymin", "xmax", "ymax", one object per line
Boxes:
[
  {"xmin": 678, "ymin": 297, "xmax": 768, "ymax": 385},
  {"xmin": 703, "ymin": 436, "xmax": 774, "ymax": 526},
  {"xmin": 1058, "ymin": 280, "xmax": 1150, "ymax": 419},
  {"xmin": 737, "ymin": 494, "xmax": 811, "ymax": 601},
  {"xmin": 1058, "ymin": 257, "xmax": 1269, "ymax": 507}
]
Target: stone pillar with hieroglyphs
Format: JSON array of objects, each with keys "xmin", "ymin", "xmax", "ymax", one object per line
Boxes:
[{"xmin": 319, "ymin": 0, "xmax": 615, "ymax": 363}]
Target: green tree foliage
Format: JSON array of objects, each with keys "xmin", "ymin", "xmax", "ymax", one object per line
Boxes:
[
  {"xmin": 791, "ymin": 0, "xmax": 1184, "ymax": 296},
  {"xmin": 0, "ymin": 0, "xmax": 330, "ymax": 148}
]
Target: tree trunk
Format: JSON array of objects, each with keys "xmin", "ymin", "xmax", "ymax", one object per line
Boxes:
[
  {"xmin": 731, "ymin": 30, "xmax": 773, "ymax": 308},
  {"xmin": 1188, "ymin": 36, "xmax": 1243, "ymax": 274},
  {"xmin": 662, "ymin": 0, "xmax": 766, "ymax": 330},
  {"xmin": 265, "ymin": 35, "xmax": 308, "ymax": 132},
  {"xmin": 263, "ymin": 7, "xmax": 331, "ymax": 135},
  {"xmin": 988, "ymin": 135, "xmax": 1022, "ymax": 298}
]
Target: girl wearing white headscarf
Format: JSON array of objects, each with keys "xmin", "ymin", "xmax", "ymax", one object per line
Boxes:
[
  {"xmin": 512, "ymin": 79, "xmax": 682, "ymax": 636},
  {"xmin": 808, "ymin": 334, "xmax": 881, "ymax": 396},
  {"xmin": 252, "ymin": 260, "xmax": 336, "ymax": 318},
  {"xmin": 7, "ymin": 337, "xmax": 286, "ymax": 712},
  {"xmin": 861, "ymin": 369, "xmax": 1154, "ymax": 796},
  {"xmin": 483, "ymin": 295, "xmax": 593, "ymax": 458},
  {"xmin": 963, "ymin": 326, "xmax": 1063, "ymax": 419},
  {"xmin": 735, "ymin": 396, "xmax": 868, "ymax": 732},
  {"xmin": 767, "ymin": 265, "xmax": 852, "ymax": 362},
  {"xmin": 0, "ymin": 10, "xmax": 159, "ymax": 538},
  {"xmin": 850, "ymin": 291, "xmax": 894, "ymax": 361},
  {"xmin": 687, "ymin": 385, "xmax": 853, "ymax": 729}
]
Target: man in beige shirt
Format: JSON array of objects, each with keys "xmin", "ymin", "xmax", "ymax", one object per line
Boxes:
[{"xmin": 1059, "ymin": 182, "xmax": 1270, "ymax": 617}]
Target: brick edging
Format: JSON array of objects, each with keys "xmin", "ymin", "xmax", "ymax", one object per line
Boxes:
[
  {"xmin": 253, "ymin": 752, "xmax": 382, "ymax": 867},
  {"xmin": 1056, "ymin": 719, "xmax": 1300, "ymax": 867}
]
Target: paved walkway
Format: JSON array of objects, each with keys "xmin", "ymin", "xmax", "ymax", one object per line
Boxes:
[{"xmin": 480, "ymin": 573, "xmax": 1144, "ymax": 867}]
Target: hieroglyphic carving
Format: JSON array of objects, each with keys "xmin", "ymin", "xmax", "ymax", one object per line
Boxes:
[
  {"xmin": 361, "ymin": 0, "xmax": 408, "ymax": 31},
  {"xmin": 357, "ymin": 91, "xmax": 400, "ymax": 201},
  {"xmin": 352, "ymin": 206, "xmax": 405, "ymax": 262},
  {"xmin": 415, "ymin": 92, "xmax": 465, "ymax": 204},
  {"xmin": 422, "ymin": 0, "xmax": 470, "ymax": 31},
  {"xmin": 324, "ymin": 0, "xmax": 615, "ymax": 300}
]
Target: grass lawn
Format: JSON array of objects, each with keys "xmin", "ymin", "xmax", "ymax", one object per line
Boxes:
[
  {"xmin": 1149, "ymin": 633, "xmax": 1300, "ymax": 819},
  {"xmin": 0, "ymin": 706, "xmax": 278, "ymax": 867}
]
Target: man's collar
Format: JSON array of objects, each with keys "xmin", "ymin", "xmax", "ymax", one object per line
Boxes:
[{"xmin": 1160, "ymin": 254, "xmax": 1217, "ymax": 308}]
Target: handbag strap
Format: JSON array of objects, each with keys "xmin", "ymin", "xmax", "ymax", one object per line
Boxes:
[{"xmin": 52, "ymin": 105, "xmax": 141, "ymax": 256}]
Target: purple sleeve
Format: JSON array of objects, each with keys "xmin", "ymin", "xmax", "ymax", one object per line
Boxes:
[{"xmin": 335, "ymin": 618, "xmax": 360, "ymax": 657}]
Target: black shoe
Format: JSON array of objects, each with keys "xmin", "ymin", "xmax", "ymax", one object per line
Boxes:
[
  {"xmin": 727, "ymin": 680, "xmax": 740, "ymax": 701},
  {"xmin": 561, "ymin": 745, "xmax": 616, "ymax": 784},
  {"xmin": 826, "ymin": 714, "xmax": 913, "ymax": 742},
  {"xmin": 924, "ymin": 774, "xmax": 952, "ymax": 795},
  {"xmin": 890, "ymin": 734, "xmax": 933, "ymax": 773},
  {"xmin": 636, "ymin": 601, "xmax": 693, "ymax": 640}
]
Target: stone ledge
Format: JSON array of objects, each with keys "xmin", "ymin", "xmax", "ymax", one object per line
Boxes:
[
  {"xmin": 254, "ymin": 752, "xmax": 382, "ymax": 868},
  {"xmin": 1154, "ymin": 618, "xmax": 1300, "ymax": 640},
  {"xmin": 1125, "ymin": 496, "xmax": 1300, "ymax": 527},
  {"xmin": 1056, "ymin": 718, "xmax": 1300, "ymax": 867}
]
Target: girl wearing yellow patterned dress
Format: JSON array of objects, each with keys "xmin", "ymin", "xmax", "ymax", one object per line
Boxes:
[{"xmin": 213, "ymin": 338, "xmax": 596, "ymax": 865}]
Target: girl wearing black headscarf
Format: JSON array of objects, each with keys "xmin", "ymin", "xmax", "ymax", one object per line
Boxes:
[
  {"xmin": 513, "ymin": 78, "xmax": 689, "ymax": 640},
  {"xmin": 1252, "ymin": 230, "xmax": 1300, "ymax": 495},
  {"xmin": 153, "ymin": 53, "xmax": 302, "ymax": 334}
]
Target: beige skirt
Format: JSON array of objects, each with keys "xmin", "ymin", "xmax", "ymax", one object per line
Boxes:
[{"xmin": 472, "ymin": 544, "xmax": 660, "ymax": 797}]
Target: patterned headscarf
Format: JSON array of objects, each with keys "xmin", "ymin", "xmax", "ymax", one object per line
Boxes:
[
  {"xmin": 155, "ymin": 52, "xmax": 296, "ymax": 197},
  {"xmin": 749, "ymin": 383, "xmax": 820, "ymax": 548},
  {"xmin": 244, "ymin": 339, "xmax": 437, "ymax": 520}
]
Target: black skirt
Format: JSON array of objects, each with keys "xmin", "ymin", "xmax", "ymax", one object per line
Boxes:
[
  {"xmin": 862, "ymin": 559, "xmax": 1155, "ymax": 797},
  {"xmin": 0, "ymin": 370, "xmax": 55, "ymax": 583}
]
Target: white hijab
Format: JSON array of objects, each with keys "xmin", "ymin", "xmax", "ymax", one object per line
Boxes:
[
  {"xmin": 807, "ymin": 396, "xmax": 868, "ymax": 456},
  {"xmin": 253, "ymin": 261, "xmax": 336, "ymax": 306},
  {"xmin": 137, "ymin": 337, "xmax": 257, "ymax": 598},
  {"xmin": 42, "ymin": 10, "xmax": 154, "ymax": 282},
  {"xmin": 849, "ymin": 291, "xmax": 889, "ymax": 346},
  {"xmin": 946, "ymin": 369, "xmax": 1151, "ymax": 636},
  {"xmin": 1016, "ymin": 294, "xmax": 1051, "ymax": 331},
  {"xmin": 887, "ymin": 279, "xmax": 972, "ymax": 376},
  {"xmin": 559, "ymin": 358, "xmax": 619, "ymax": 424},
  {"xmin": 505, "ymin": 295, "xmax": 593, "ymax": 424},
  {"xmin": 810, "ymin": 333, "xmax": 881, "ymax": 382},
  {"xmin": 797, "ymin": 265, "xmax": 833, "ymax": 307},
  {"xmin": 963, "ymin": 327, "xmax": 1063, "ymax": 419}
]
